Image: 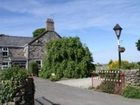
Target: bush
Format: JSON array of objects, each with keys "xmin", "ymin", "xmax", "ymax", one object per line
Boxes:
[
  {"xmin": 29, "ymin": 61, "xmax": 39, "ymax": 76},
  {"xmin": 97, "ymin": 81, "xmax": 115, "ymax": 93},
  {"xmin": 0, "ymin": 67, "xmax": 28, "ymax": 81},
  {"xmin": 0, "ymin": 67, "xmax": 28, "ymax": 103},
  {"xmin": 0, "ymin": 80, "xmax": 15, "ymax": 103},
  {"xmin": 108, "ymin": 60, "xmax": 140, "ymax": 70},
  {"xmin": 41, "ymin": 37, "xmax": 94, "ymax": 80},
  {"xmin": 122, "ymin": 86, "xmax": 140, "ymax": 99}
]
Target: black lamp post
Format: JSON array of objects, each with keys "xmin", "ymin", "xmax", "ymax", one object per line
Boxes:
[{"xmin": 113, "ymin": 24, "xmax": 122, "ymax": 69}]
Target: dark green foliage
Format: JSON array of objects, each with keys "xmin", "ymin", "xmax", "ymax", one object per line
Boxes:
[
  {"xmin": 32, "ymin": 28, "xmax": 46, "ymax": 37},
  {"xmin": 29, "ymin": 61, "xmax": 39, "ymax": 76},
  {"xmin": 0, "ymin": 80, "xmax": 14, "ymax": 103},
  {"xmin": 0, "ymin": 67, "xmax": 28, "ymax": 81},
  {"xmin": 40, "ymin": 37, "xmax": 94, "ymax": 80},
  {"xmin": 122, "ymin": 86, "xmax": 140, "ymax": 99},
  {"xmin": 0, "ymin": 67, "xmax": 28, "ymax": 103},
  {"xmin": 136, "ymin": 39, "xmax": 140, "ymax": 51},
  {"xmin": 137, "ymin": 62, "xmax": 140, "ymax": 65},
  {"xmin": 97, "ymin": 81, "xmax": 115, "ymax": 93}
]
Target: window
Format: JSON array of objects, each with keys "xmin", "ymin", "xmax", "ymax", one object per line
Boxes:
[
  {"xmin": 2, "ymin": 62, "xmax": 9, "ymax": 69},
  {"xmin": 2, "ymin": 48, "xmax": 9, "ymax": 57},
  {"xmin": 36, "ymin": 60, "xmax": 41, "ymax": 65},
  {"xmin": 36, "ymin": 60, "xmax": 42, "ymax": 70},
  {"xmin": 2, "ymin": 48, "xmax": 8, "ymax": 51},
  {"xmin": 2, "ymin": 52, "xmax": 8, "ymax": 57}
]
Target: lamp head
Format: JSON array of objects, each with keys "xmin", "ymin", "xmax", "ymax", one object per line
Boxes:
[{"xmin": 113, "ymin": 24, "xmax": 122, "ymax": 39}]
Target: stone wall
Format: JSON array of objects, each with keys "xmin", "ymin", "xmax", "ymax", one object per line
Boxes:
[
  {"xmin": 29, "ymin": 31, "xmax": 60, "ymax": 61},
  {"xmin": 2, "ymin": 77, "xmax": 35, "ymax": 105},
  {"xmin": 28, "ymin": 31, "xmax": 61, "ymax": 70},
  {"xmin": 14, "ymin": 77, "xmax": 35, "ymax": 105},
  {"xmin": 123, "ymin": 69, "xmax": 140, "ymax": 86}
]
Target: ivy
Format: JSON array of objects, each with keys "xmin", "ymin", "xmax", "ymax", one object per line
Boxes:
[{"xmin": 40, "ymin": 37, "xmax": 95, "ymax": 80}]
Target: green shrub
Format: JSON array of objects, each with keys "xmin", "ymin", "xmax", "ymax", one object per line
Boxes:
[
  {"xmin": 0, "ymin": 67, "xmax": 28, "ymax": 103},
  {"xmin": 108, "ymin": 60, "xmax": 140, "ymax": 70},
  {"xmin": 0, "ymin": 67, "xmax": 28, "ymax": 81},
  {"xmin": 29, "ymin": 61, "xmax": 39, "ymax": 76},
  {"xmin": 41, "ymin": 37, "xmax": 94, "ymax": 80},
  {"xmin": 0, "ymin": 80, "xmax": 15, "ymax": 103},
  {"xmin": 122, "ymin": 86, "xmax": 140, "ymax": 99},
  {"xmin": 97, "ymin": 81, "xmax": 115, "ymax": 93}
]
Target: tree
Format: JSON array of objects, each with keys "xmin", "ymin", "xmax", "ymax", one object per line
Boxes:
[
  {"xmin": 40, "ymin": 37, "xmax": 94, "ymax": 80},
  {"xmin": 32, "ymin": 28, "xmax": 46, "ymax": 37},
  {"xmin": 136, "ymin": 39, "xmax": 140, "ymax": 51}
]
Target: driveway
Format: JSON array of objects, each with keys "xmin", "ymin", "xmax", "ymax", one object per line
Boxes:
[
  {"xmin": 56, "ymin": 77, "xmax": 102, "ymax": 88},
  {"xmin": 34, "ymin": 77, "xmax": 140, "ymax": 105}
]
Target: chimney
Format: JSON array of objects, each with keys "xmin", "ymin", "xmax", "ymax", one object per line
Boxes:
[{"xmin": 46, "ymin": 18, "xmax": 55, "ymax": 31}]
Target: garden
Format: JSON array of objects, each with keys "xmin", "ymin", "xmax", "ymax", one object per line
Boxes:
[{"xmin": 0, "ymin": 67, "xmax": 35, "ymax": 105}]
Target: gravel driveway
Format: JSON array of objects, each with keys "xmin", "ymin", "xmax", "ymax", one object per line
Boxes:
[{"xmin": 56, "ymin": 77, "xmax": 102, "ymax": 88}]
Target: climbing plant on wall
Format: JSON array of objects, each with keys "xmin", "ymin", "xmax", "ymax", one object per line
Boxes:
[{"xmin": 40, "ymin": 37, "xmax": 94, "ymax": 80}]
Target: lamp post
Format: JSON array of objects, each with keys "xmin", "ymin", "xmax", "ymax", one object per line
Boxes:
[{"xmin": 113, "ymin": 24, "xmax": 122, "ymax": 69}]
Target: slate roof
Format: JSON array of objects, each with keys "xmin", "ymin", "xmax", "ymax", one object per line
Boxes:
[
  {"xmin": 28, "ymin": 31, "xmax": 61, "ymax": 45},
  {"xmin": 0, "ymin": 34, "xmax": 33, "ymax": 47}
]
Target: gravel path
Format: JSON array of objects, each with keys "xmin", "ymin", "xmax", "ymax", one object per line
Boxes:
[
  {"xmin": 56, "ymin": 77, "xmax": 102, "ymax": 88},
  {"xmin": 34, "ymin": 77, "xmax": 140, "ymax": 105}
]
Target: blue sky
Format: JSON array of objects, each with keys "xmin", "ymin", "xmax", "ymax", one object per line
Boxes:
[{"xmin": 0, "ymin": 0, "xmax": 140, "ymax": 64}]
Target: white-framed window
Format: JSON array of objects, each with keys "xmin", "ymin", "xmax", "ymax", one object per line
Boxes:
[
  {"xmin": 2, "ymin": 48, "xmax": 9, "ymax": 57},
  {"xmin": 2, "ymin": 48, "xmax": 8, "ymax": 51},
  {"xmin": 2, "ymin": 62, "xmax": 10, "ymax": 69}
]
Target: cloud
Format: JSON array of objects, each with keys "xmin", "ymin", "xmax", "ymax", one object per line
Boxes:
[
  {"xmin": 0, "ymin": 0, "xmax": 41, "ymax": 14},
  {"xmin": 1, "ymin": 0, "xmax": 140, "ymax": 35},
  {"xmin": 1, "ymin": 0, "xmax": 140, "ymax": 30},
  {"xmin": 0, "ymin": 0, "xmax": 140, "ymax": 63}
]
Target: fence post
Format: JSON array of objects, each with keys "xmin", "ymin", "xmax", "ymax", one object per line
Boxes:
[
  {"xmin": 120, "ymin": 72, "xmax": 125, "ymax": 88},
  {"xmin": 91, "ymin": 72, "xmax": 94, "ymax": 88}
]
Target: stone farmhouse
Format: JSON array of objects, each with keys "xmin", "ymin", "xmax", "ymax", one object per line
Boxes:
[{"xmin": 0, "ymin": 19, "xmax": 61, "ymax": 70}]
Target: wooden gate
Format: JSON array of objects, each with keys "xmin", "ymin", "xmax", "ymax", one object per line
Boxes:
[{"xmin": 92, "ymin": 70, "xmax": 125, "ymax": 94}]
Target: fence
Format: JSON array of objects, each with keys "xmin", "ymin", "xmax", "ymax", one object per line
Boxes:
[{"xmin": 91, "ymin": 70, "xmax": 125, "ymax": 94}]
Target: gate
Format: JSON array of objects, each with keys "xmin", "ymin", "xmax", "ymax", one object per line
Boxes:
[{"xmin": 92, "ymin": 70, "xmax": 125, "ymax": 94}]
